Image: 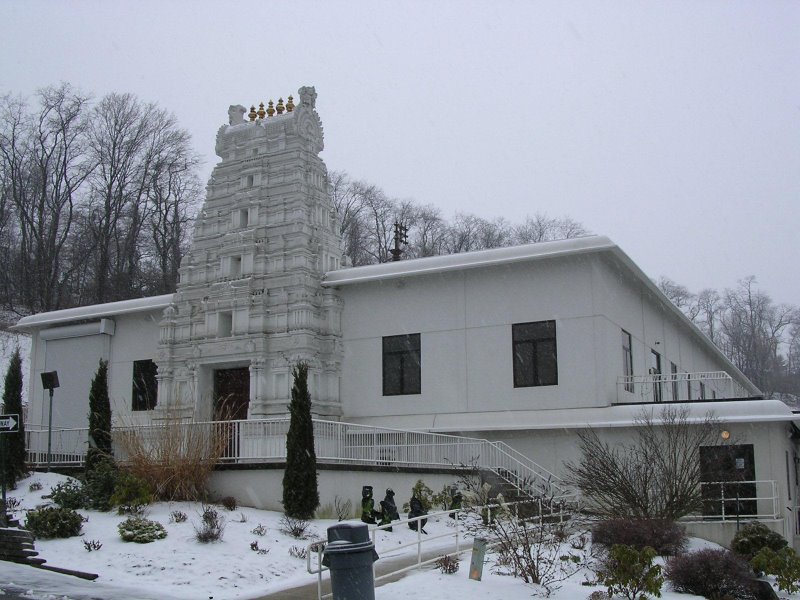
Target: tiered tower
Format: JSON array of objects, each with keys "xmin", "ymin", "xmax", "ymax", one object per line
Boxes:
[{"xmin": 156, "ymin": 87, "xmax": 345, "ymax": 420}]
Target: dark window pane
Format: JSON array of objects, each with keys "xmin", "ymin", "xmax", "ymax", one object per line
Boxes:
[
  {"xmin": 383, "ymin": 334, "xmax": 421, "ymax": 396},
  {"xmin": 536, "ymin": 339, "xmax": 558, "ymax": 385},
  {"xmin": 132, "ymin": 359, "xmax": 158, "ymax": 411},
  {"xmin": 512, "ymin": 321, "xmax": 557, "ymax": 388}
]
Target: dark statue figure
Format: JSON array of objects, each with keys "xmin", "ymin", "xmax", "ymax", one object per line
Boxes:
[
  {"xmin": 378, "ymin": 488, "xmax": 400, "ymax": 531},
  {"xmin": 361, "ymin": 485, "xmax": 379, "ymax": 524},
  {"xmin": 449, "ymin": 488, "xmax": 463, "ymax": 519},
  {"xmin": 407, "ymin": 495, "xmax": 428, "ymax": 534}
]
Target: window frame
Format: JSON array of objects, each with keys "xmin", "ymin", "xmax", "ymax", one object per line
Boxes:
[
  {"xmin": 131, "ymin": 359, "xmax": 158, "ymax": 412},
  {"xmin": 622, "ymin": 329, "xmax": 634, "ymax": 392},
  {"xmin": 382, "ymin": 333, "xmax": 421, "ymax": 396},
  {"xmin": 512, "ymin": 320, "xmax": 558, "ymax": 388}
]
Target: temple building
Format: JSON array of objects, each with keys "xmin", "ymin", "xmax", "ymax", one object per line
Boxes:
[{"xmin": 14, "ymin": 86, "xmax": 800, "ymax": 548}]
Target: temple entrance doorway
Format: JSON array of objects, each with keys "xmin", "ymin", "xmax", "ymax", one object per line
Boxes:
[
  {"xmin": 213, "ymin": 367, "xmax": 250, "ymax": 459},
  {"xmin": 214, "ymin": 367, "xmax": 250, "ymax": 420}
]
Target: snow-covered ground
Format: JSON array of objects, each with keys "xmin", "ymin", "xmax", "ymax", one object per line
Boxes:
[{"xmin": 2, "ymin": 472, "xmax": 798, "ymax": 600}]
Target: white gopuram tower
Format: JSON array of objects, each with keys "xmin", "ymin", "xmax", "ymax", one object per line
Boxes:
[{"xmin": 156, "ymin": 87, "xmax": 345, "ymax": 421}]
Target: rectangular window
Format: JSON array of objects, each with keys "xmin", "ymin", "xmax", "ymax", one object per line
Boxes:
[
  {"xmin": 230, "ymin": 256, "xmax": 242, "ymax": 277},
  {"xmin": 650, "ymin": 349, "xmax": 662, "ymax": 403},
  {"xmin": 132, "ymin": 360, "xmax": 158, "ymax": 411},
  {"xmin": 622, "ymin": 330, "xmax": 634, "ymax": 392},
  {"xmin": 670, "ymin": 362, "xmax": 679, "ymax": 401},
  {"xmin": 218, "ymin": 311, "xmax": 233, "ymax": 337},
  {"xmin": 700, "ymin": 381, "xmax": 706, "ymax": 400},
  {"xmin": 513, "ymin": 321, "xmax": 558, "ymax": 388},
  {"xmin": 382, "ymin": 334, "xmax": 421, "ymax": 396}
]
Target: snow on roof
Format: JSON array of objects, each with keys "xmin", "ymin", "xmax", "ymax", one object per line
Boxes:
[
  {"xmin": 12, "ymin": 294, "xmax": 174, "ymax": 331},
  {"xmin": 349, "ymin": 399, "xmax": 796, "ymax": 433},
  {"xmin": 323, "ymin": 235, "xmax": 616, "ymax": 286}
]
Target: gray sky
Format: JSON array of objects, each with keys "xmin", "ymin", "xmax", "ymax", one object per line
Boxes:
[{"xmin": 2, "ymin": 0, "xmax": 798, "ymax": 304}]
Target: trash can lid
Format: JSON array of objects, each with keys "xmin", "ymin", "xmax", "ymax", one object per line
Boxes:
[
  {"xmin": 323, "ymin": 538, "xmax": 375, "ymax": 555},
  {"xmin": 327, "ymin": 522, "xmax": 371, "ymax": 544}
]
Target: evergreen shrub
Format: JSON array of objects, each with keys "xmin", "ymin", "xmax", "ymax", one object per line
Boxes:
[
  {"xmin": 595, "ymin": 544, "xmax": 663, "ymax": 600},
  {"xmin": 25, "ymin": 506, "xmax": 83, "ymax": 538},
  {"xmin": 49, "ymin": 479, "xmax": 87, "ymax": 509},
  {"xmin": 731, "ymin": 521, "xmax": 787, "ymax": 561},
  {"xmin": 592, "ymin": 518, "xmax": 687, "ymax": 556},
  {"xmin": 665, "ymin": 548, "xmax": 757, "ymax": 600},
  {"xmin": 118, "ymin": 516, "xmax": 167, "ymax": 543},
  {"xmin": 1, "ymin": 349, "xmax": 26, "ymax": 488},
  {"xmin": 751, "ymin": 547, "xmax": 800, "ymax": 594},
  {"xmin": 110, "ymin": 470, "xmax": 153, "ymax": 508},
  {"xmin": 281, "ymin": 362, "xmax": 319, "ymax": 519},
  {"xmin": 84, "ymin": 455, "xmax": 119, "ymax": 511}
]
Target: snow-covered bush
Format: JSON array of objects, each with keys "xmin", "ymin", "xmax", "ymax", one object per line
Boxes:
[
  {"xmin": 194, "ymin": 504, "xmax": 225, "ymax": 543},
  {"xmin": 731, "ymin": 521, "xmax": 787, "ymax": 561},
  {"xmin": 435, "ymin": 554, "xmax": 459, "ymax": 574},
  {"xmin": 25, "ymin": 506, "xmax": 83, "ymax": 538},
  {"xmin": 118, "ymin": 516, "xmax": 167, "ymax": 543}
]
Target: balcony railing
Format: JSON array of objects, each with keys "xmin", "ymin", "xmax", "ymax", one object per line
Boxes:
[
  {"xmin": 617, "ymin": 371, "xmax": 751, "ymax": 404},
  {"xmin": 681, "ymin": 480, "xmax": 779, "ymax": 522},
  {"xmin": 26, "ymin": 417, "xmax": 568, "ymax": 498}
]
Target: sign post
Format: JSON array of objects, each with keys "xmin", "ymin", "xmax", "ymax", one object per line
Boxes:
[
  {"xmin": 41, "ymin": 371, "xmax": 59, "ymax": 473},
  {"xmin": 0, "ymin": 413, "xmax": 20, "ymax": 528}
]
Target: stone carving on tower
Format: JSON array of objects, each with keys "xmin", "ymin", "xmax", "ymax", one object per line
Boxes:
[{"xmin": 156, "ymin": 86, "xmax": 345, "ymax": 419}]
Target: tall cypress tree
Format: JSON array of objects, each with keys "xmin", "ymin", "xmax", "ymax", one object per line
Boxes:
[
  {"xmin": 86, "ymin": 359, "xmax": 112, "ymax": 470},
  {"xmin": 2, "ymin": 348, "xmax": 26, "ymax": 488},
  {"xmin": 282, "ymin": 362, "xmax": 319, "ymax": 519}
]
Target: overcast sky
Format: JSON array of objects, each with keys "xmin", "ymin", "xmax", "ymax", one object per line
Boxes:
[{"xmin": 1, "ymin": 1, "xmax": 798, "ymax": 304}]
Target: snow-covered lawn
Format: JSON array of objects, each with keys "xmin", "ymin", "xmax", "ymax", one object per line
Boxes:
[{"xmin": 2, "ymin": 473, "xmax": 798, "ymax": 600}]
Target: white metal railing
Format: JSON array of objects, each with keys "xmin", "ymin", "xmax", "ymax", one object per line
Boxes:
[
  {"xmin": 26, "ymin": 417, "xmax": 565, "ymax": 497},
  {"xmin": 306, "ymin": 498, "xmax": 572, "ymax": 599},
  {"xmin": 680, "ymin": 480, "xmax": 779, "ymax": 522},
  {"xmin": 26, "ymin": 428, "xmax": 89, "ymax": 466},
  {"xmin": 617, "ymin": 371, "xmax": 751, "ymax": 404}
]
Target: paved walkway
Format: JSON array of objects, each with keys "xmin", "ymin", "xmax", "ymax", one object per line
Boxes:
[{"xmin": 254, "ymin": 544, "xmax": 461, "ymax": 599}]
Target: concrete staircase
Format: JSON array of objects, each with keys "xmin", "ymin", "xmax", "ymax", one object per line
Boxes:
[
  {"xmin": 0, "ymin": 518, "xmax": 46, "ymax": 566},
  {"xmin": 1, "ymin": 516, "xmax": 98, "ymax": 579}
]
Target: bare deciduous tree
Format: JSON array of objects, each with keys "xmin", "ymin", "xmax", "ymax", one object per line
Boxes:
[
  {"xmin": 719, "ymin": 277, "xmax": 797, "ymax": 395},
  {"xmin": 565, "ymin": 406, "xmax": 721, "ymax": 521}
]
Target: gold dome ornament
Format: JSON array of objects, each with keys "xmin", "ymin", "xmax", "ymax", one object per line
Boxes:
[
  {"xmin": 257, "ymin": 102, "xmax": 266, "ymax": 120},
  {"xmin": 276, "ymin": 98, "xmax": 285, "ymax": 115},
  {"xmin": 248, "ymin": 105, "xmax": 257, "ymax": 121},
  {"xmin": 266, "ymin": 100, "xmax": 275, "ymax": 117},
  {"xmin": 286, "ymin": 96, "xmax": 294, "ymax": 112}
]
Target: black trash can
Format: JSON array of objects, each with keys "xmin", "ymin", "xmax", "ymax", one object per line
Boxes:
[{"xmin": 322, "ymin": 523, "xmax": 379, "ymax": 600}]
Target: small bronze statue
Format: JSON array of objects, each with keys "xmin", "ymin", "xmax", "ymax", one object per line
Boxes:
[
  {"xmin": 407, "ymin": 495, "xmax": 428, "ymax": 534},
  {"xmin": 361, "ymin": 485, "xmax": 379, "ymax": 524}
]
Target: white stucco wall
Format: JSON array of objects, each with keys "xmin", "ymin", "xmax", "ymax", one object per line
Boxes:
[
  {"xmin": 337, "ymin": 252, "xmax": 749, "ymax": 421},
  {"xmin": 24, "ymin": 308, "xmax": 164, "ymax": 433}
]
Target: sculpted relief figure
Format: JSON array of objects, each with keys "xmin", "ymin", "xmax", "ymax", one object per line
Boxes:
[{"xmin": 228, "ymin": 104, "xmax": 247, "ymax": 125}]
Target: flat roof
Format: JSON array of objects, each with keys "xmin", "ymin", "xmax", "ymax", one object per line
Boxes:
[{"xmin": 12, "ymin": 294, "xmax": 174, "ymax": 331}]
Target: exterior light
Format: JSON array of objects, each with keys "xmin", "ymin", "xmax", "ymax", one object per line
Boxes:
[{"xmin": 721, "ymin": 430, "xmax": 730, "ymax": 440}]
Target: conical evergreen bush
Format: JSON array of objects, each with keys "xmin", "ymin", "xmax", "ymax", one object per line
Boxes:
[
  {"xmin": 282, "ymin": 362, "xmax": 319, "ymax": 519},
  {"xmin": 2, "ymin": 348, "xmax": 26, "ymax": 488}
]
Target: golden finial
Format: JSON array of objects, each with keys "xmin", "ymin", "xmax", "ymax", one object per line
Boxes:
[
  {"xmin": 248, "ymin": 105, "xmax": 257, "ymax": 121},
  {"xmin": 257, "ymin": 102, "xmax": 266, "ymax": 120},
  {"xmin": 266, "ymin": 100, "xmax": 275, "ymax": 117},
  {"xmin": 276, "ymin": 98, "xmax": 285, "ymax": 115},
  {"xmin": 286, "ymin": 95, "xmax": 294, "ymax": 112}
]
